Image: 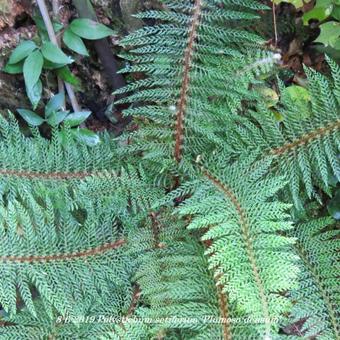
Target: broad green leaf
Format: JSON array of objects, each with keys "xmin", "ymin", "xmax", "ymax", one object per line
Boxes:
[
  {"xmin": 285, "ymin": 85, "xmax": 311, "ymax": 102},
  {"xmin": 2, "ymin": 62, "xmax": 24, "ymax": 74},
  {"xmin": 315, "ymin": 21, "xmax": 340, "ymax": 48},
  {"xmin": 303, "ymin": 0, "xmax": 334, "ymax": 25},
  {"xmin": 56, "ymin": 66, "xmax": 81, "ymax": 87},
  {"xmin": 332, "ymin": 5, "xmax": 340, "ymax": 20},
  {"xmin": 69, "ymin": 19, "xmax": 114, "ymax": 40},
  {"xmin": 8, "ymin": 40, "xmax": 37, "ymax": 64},
  {"xmin": 63, "ymin": 29, "xmax": 89, "ymax": 56},
  {"xmin": 64, "ymin": 111, "xmax": 91, "ymax": 127},
  {"xmin": 33, "ymin": 14, "xmax": 63, "ymax": 33},
  {"xmin": 327, "ymin": 189, "xmax": 340, "ymax": 219},
  {"xmin": 26, "ymin": 80, "xmax": 42, "ymax": 110},
  {"xmin": 17, "ymin": 109, "xmax": 45, "ymax": 126},
  {"xmin": 73, "ymin": 128, "xmax": 100, "ymax": 146},
  {"xmin": 45, "ymin": 93, "xmax": 65, "ymax": 117},
  {"xmin": 273, "ymin": 0, "xmax": 312, "ymax": 8},
  {"xmin": 257, "ymin": 86, "xmax": 279, "ymax": 107},
  {"xmin": 47, "ymin": 111, "xmax": 68, "ymax": 126},
  {"xmin": 41, "ymin": 42, "xmax": 73, "ymax": 64},
  {"xmin": 23, "ymin": 50, "xmax": 43, "ymax": 91}
]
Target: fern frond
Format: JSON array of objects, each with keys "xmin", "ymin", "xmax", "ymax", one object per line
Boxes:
[
  {"xmin": 0, "ymin": 114, "xmax": 117, "ymax": 188},
  {"xmin": 287, "ymin": 217, "xmax": 340, "ymax": 339},
  {"xmin": 175, "ymin": 158, "xmax": 298, "ymax": 338},
  {"xmin": 0, "ymin": 292, "xmax": 148, "ymax": 340},
  {"xmin": 0, "ymin": 192, "xmax": 129, "ymax": 318},
  {"xmin": 128, "ymin": 212, "xmax": 267, "ymax": 339},
  {"xmin": 117, "ymin": 0, "xmax": 276, "ymax": 174},
  {"xmin": 221, "ymin": 59, "xmax": 340, "ymax": 207}
]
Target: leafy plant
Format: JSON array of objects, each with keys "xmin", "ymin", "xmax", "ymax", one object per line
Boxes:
[
  {"xmin": 17, "ymin": 93, "xmax": 97, "ymax": 146},
  {"xmin": 3, "ymin": 14, "xmax": 114, "ymax": 109},
  {"xmin": 0, "ymin": 0, "xmax": 338, "ymax": 339}
]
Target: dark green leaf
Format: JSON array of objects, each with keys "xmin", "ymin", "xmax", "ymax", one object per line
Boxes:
[
  {"xmin": 2, "ymin": 62, "xmax": 24, "ymax": 74},
  {"xmin": 69, "ymin": 19, "xmax": 114, "ymax": 40},
  {"xmin": 47, "ymin": 111, "xmax": 68, "ymax": 126},
  {"xmin": 332, "ymin": 5, "xmax": 340, "ymax": 20},
  {"xmin": 17, "ymin": 109, "xmax": 44, "ymax": 126},
  {"xmin": 41, "ymin": 42, "xmax": 73, "ymax": 64},
  {"xmin": 72, "ymin": 128, "xmax": 100, "ymax": 146},
  {"xmin": 64, "ymin": 111, "xmax": 91, "ymax": 127},
  {"xmin": 45, "ymin": 93, "xmax": 65, "ymax": 117},
  {"xmin": 26, "ymin": 80, "xmax": 42, "ymax": 110},
  {"xmin": 8, "ymin": 41, "xmax": 37, "ymax": 64},
  {"xmin": 63, "ymin": 29, "xmax": 89, "ymax": 56},
  {"xmin": 23, "ymin": 50, "xmax": 43, "ymax": 91},
  {"xmin": 56, "ymin": 67, "xmax": 81, "ymax": 87}
]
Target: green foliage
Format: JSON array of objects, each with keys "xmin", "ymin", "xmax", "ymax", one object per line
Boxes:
[
  {"xmin": 220, "ymin": 57, "xmax": 340, "ymax": 208},
  {"xmin": 289, "ymin": 217, "xmax": 340, "ymax": 339},
  {"xmin": 16, "ymin": 94, "xmax": 95, "ymax": 145},
  {"xmin": 0, "ymin": 0, "xmax": 339, "ymax": 339},
  {"xmin": 69, "ymin": 18, "xmax": 115, "ymax": 40},
  {"xmin": 2, "ymin": 11, "xmax": 114, "ymax": 109},
  {"xmin": 174, "ymin": 157, "xmax": 297, "ymax": 338}
]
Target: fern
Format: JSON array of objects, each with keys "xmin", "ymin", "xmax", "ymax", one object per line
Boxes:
[
  {"xmin": 117, "ymin": 0, "xmax": 278, "ymax": 177},
  {"xmin": 220, "ymin": 58, "xmax": 340, "ymax": 207},
  {"xmin": 0, "ymin": 294, "xmax": 148, "ymax": 340},
  {"xmin": 128, "ymin": 212, "xmax": 267, "ymax": 339},
  {"xmin": 0, "ymin": 193, "xmax": 129, "ymax": 318},
  {"xmin": 174, "ymin": 157, "xmax": 298, "ymax": 338},
  {"xmin": 286, "ymin": 217, "xmax": 340, "ymax": 339},
  {"xmin": 0, "ymin": 0, "xmax": 339, "ymax": 339}
]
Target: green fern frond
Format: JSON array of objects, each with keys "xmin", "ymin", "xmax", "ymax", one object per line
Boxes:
[
  {"xmin": 117, "ymin": 0, "xmax": 276, "ymax": 174},
  {"xmin": 0, "ymin": 293, "xmax": 148, "ymax": 340},
  {"xmin": 287, "ymin": 217, "xmax": 340, "ymax": 339},
  {"xmin": 128, "ymin": 212, "xmax": 268, "ymax": 340},
  {"xmin": 0, "ymin": 192, "xmax": 129, "ymax": 318},
  {"xmin": 175, "ymin": 158, "xmax": 298, "ymax": 338},
  {"xmin": 221, "ymin": 59, "xmax": 340, "ymax": 207},
  {"xmin": 0, "ymin": 114, "xmax": 117, "ymax": 188}
]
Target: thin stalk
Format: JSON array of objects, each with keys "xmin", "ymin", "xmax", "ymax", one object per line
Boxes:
[
  {"xmin": 36, "ymin": 0, "xmax": 80, "ymax": 112},
  {"xmin": 51, "ymin": 0, "xmax": 65, "ymax": 109}
]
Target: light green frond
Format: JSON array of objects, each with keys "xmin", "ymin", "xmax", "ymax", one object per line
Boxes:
[
  {"xmin": 176, "ymin": 158, "xmax": 298, "ymax": 338},
  {"xmin": 221, "ymin": 59, "xmax": 340, "ymax": 207},
  {"xmin": 287, "ymin": 217, "xmax": 340, "ymax": 340}
]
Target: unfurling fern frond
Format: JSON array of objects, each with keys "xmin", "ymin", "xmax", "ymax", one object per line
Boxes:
[
  {"xmin": 116, "ymin": 0, "xmax": 277, "ymax": 177},
  {"xmin": 286, "ymin": 217, "xmax": 340, "ymax": 339},
  {"xmin": 221, "ymin": 58, "xmax": 340, "ymax": 207},
  {"xmin": 175, "ymin": 157, "xmax": 298, "ymax": 338}
]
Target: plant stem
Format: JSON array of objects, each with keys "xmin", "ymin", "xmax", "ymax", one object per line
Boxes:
[
  {"xmin": 36, "ymin": 0, "xmax": 81, "ymax": 112},
  {"xmin": 51, "ymin": 0, "xmax": 65, "ymax": 109}
]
